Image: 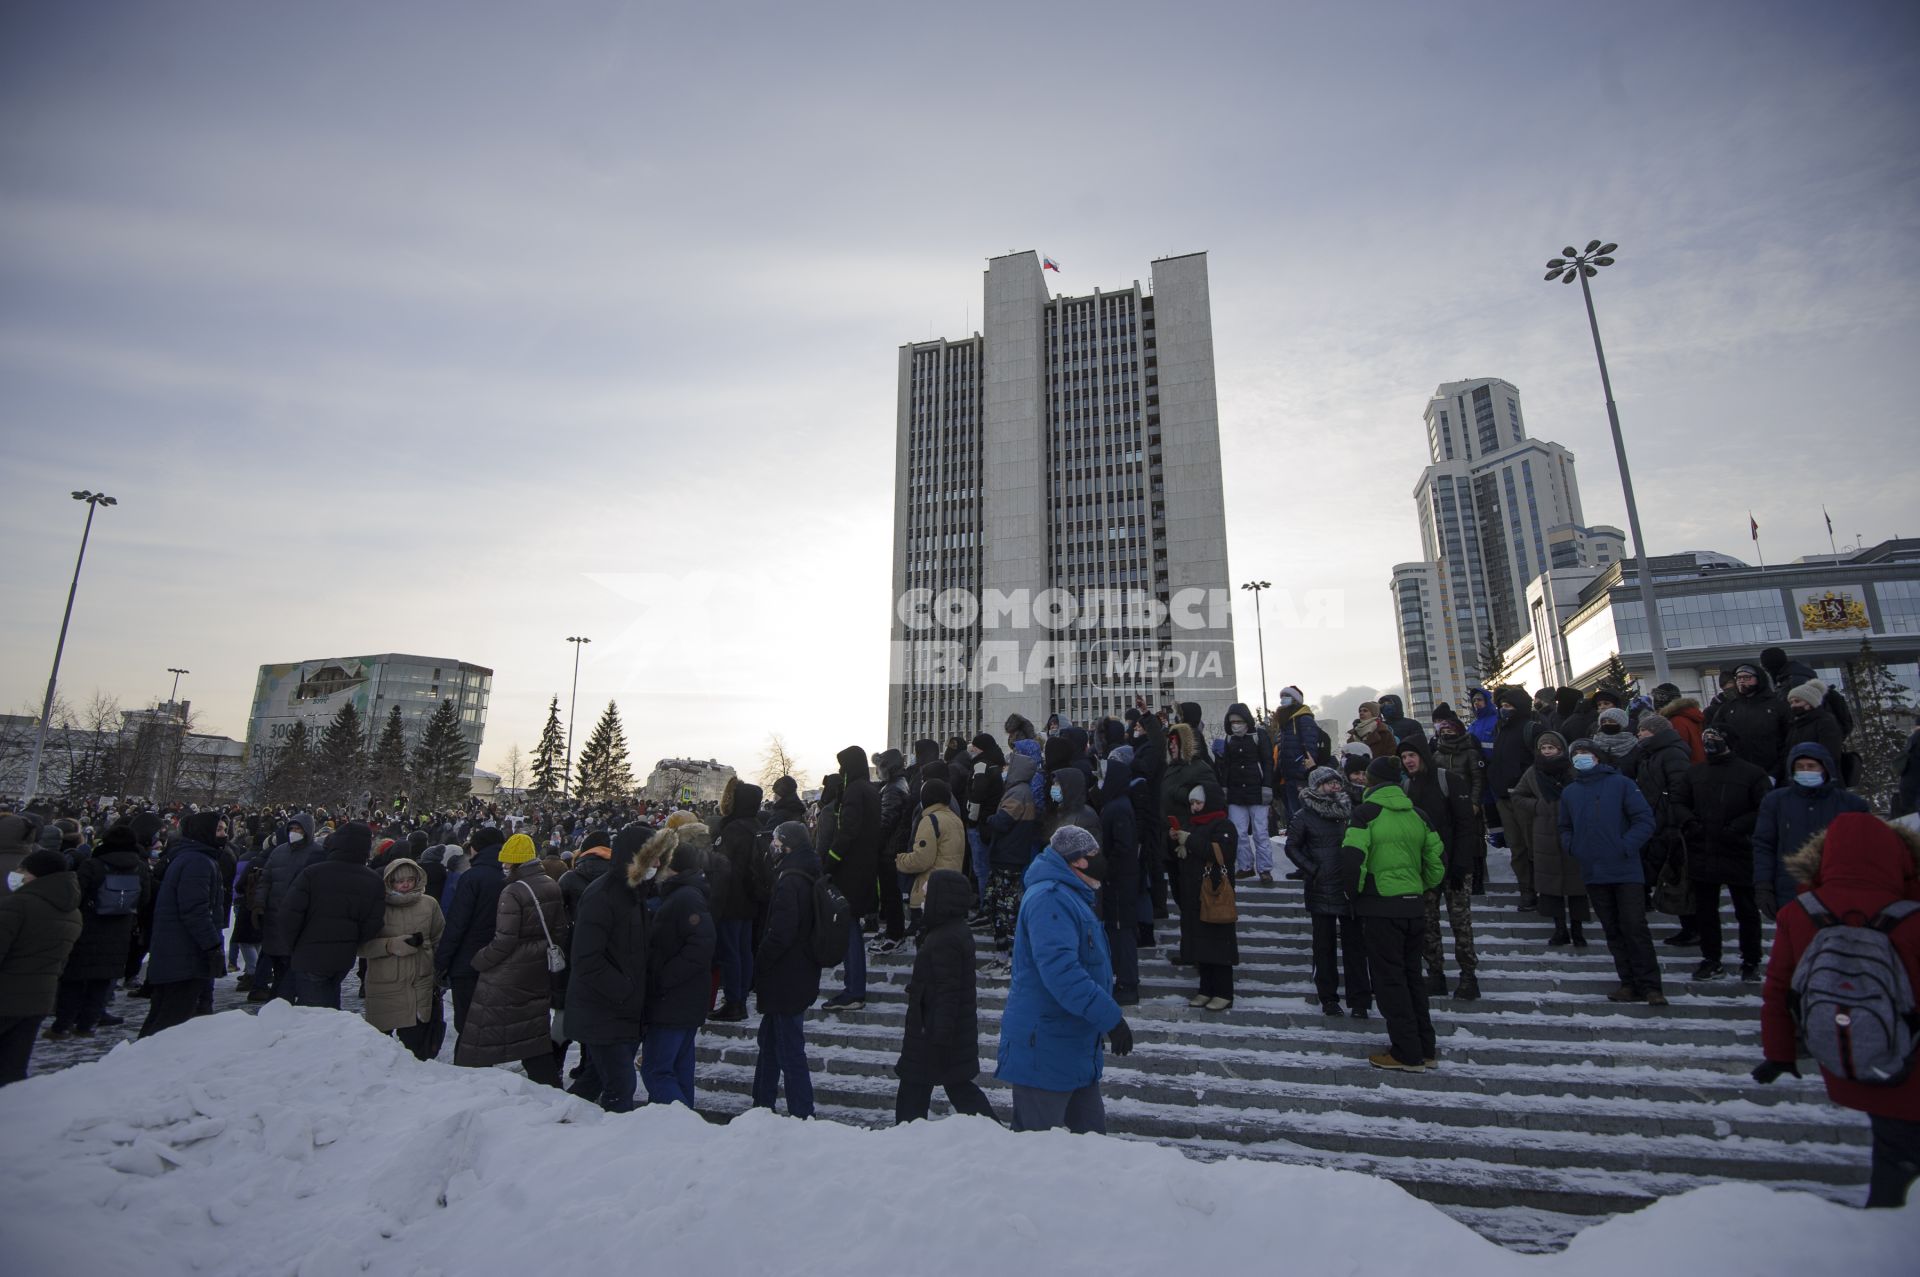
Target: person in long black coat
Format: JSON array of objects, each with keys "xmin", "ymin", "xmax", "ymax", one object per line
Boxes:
[
  {"xmin": 278, "ymin": 822, "xmax": 385, "ymax": 1009},
  {"xmin": 752, "ymin": 821, "xmax": 821, "ymax": 1118},
  {"xmin": 437, "ymin": 827, "xmax": 507, "ymax": 1034},
  {"xmin": 709, "ymin": 779, "xmax": 763, "ymax": 1023},
  {"xmin": 139, "ymin": 811, "xmax": 226, "ymax": 1039},
  {"xmin": 893, "ymin": 868, "xmax": 997, "ymax": 1123},
  {"xmin": 1672, "ymin": 728, "xmax": 1773, "ymax": 979},
  {"xmin": 1173, "ymin": 780, "xmax": 1240, "ymax": 1010},
  {"xmin": 50, "ymin": 823, "xmax": 149, "ymax": 1037},
  {"xmin": 644, "ymin": 842, "xmax": 717, "ymax": 1108},
  {"xmin": 567, "ymin": 822, "xmax": 658, "ymax": 1112},
  {"xmin": 1096, "ymin": 747, "xmax": 1142, "ymax": 1005}
]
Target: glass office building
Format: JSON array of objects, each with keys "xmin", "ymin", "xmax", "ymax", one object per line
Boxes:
[{"xmin": 245, "ymin": 653, "xmax": 492, "ymax": 768}]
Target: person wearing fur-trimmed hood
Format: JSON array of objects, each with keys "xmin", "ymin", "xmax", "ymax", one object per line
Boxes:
[
  {"xmin": 357, "ymin": 858, "xmax": 444, "ymax": 1061},
  {"xmin": 566, "ymin": 823, "xmax": 666, "ymax": 1112},
  {"xmin": 644, "ymin": 831, "xmax": 716, "ymax": 1108}
]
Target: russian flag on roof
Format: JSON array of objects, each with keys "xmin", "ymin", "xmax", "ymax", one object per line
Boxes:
[{"xmin": 1043, "ymin": 257, "xmax": 1061, "ymax": 272}]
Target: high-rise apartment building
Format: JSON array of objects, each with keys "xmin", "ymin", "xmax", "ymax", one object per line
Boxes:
[
  {"xmin": 889, "ymin": 251, "xmax": 1237, "ymax": 747},
  {"xmin": 1393, "ymin": 378, "xmax": 1619, "ymax": 716}
]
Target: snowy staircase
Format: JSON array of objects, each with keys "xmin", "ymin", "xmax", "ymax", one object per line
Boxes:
[{"xmin": 695, "ymin": 851, "xmax": 1870, "ymax": 1251}]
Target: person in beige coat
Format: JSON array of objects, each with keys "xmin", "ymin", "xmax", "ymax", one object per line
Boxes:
[
  {"xmin": 358, "ymin": 858, "xmax": 445, "ymax": 1061},
  {"xmin": 894, "ymin": 781, "xmax": 967, "ymax": 928}
]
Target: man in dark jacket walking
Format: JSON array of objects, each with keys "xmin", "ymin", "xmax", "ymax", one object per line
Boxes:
[
  {"xmin": 1672, "ymin": 727, "xmax": 1771, "ymax": 980},
  {"xmin": 753, "ymin": 821, "xmax": 823, "ymax": 1117},
  {"xmin": 278, "ymin": 822, "xmax": 384, "ymax": 1009},
  {"xmin": 644, "ymin": 839, "xmax": 717, "ymax": 1108},
  {"xmin": 251, "ymin": 812, "xmax": 315, "ymax": 1003},
  {"xmin": 894, "ymin": 869, "xmax": 997, "ymax": 1124},
  {"xmin": 1340, "ymin": 758, "xmax": 1446, "ymax": 1071},
  {"xmin": 567, "ymin": 823, "xmax": 655, "ymax": 1112},
  {"xmin": 1489, "ymin": 687, "xmax": 1544, "ymax": 909},
  {"xmin": 139, "ymin": 811, "xmax": 227, "ymax": 1038},
  {"xmin": 437, "ymin": 827, "xmax": 507, "ymax": 1033},
  {"xmin": 823, "ymin": 747, "xmax": 878, "ymax": 1012},
  {"xmin": 1629, "ymin": 716, "xmax": 1698, "ymax": 946},
  {"xmin": 0, "ymin": 849, "xmax": 82, "ymax": 1082},
  {"xmin": 1559, "ymin": 740, "xmax": 1664, "ymax": 1005},
  {"xmin": 49, "ymin": 823, "xmax": 148, "ymax": 1038}
]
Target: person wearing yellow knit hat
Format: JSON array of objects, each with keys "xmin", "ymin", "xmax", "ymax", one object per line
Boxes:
[
  {"xmin": 498, "ymin": 832, "xmax": 538, "ymax": 865},
  {"xmin": 458, "ymin": 830, "xmax": 569, "ymax": 1086}
]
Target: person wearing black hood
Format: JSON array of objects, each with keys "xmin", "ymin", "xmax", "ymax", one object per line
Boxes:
[
  {"xmin": 559, "ymin": 829, "xmax": 613, "ymax": 919},
  {"xmin": 1397, "ymin": 740, "xmax": 1480, "ymax": 1000},
  {"xmin": 0, "ymin": 848, "xmax": 81, "ymax": 1082},
  {"xmin": 765, "ymin": 776, "xmax": 808, "ymax": 827},
  {"xmin": 1508, "ymin": 732, "xmax": 1590, "ymax": 946},
  {"xmin": 1708, "ymin": 663, "xmax": 1789, "ymax": 779},
  {"xmin": 710, "ymin": 778, "xmax": 764, "ymax": 1023},
  {"xmin": 872, "ymin": 748, "xmax": 913, "ymax": 951},
  {"xmin": 437, "ymin": 826, "xmax": 507, "ymax": 1034},
  {"xmin": 753, "ymin": 821, "xmax": 823, "ymax": 1117},
  {"xmin": 278, "ymin": 822, "xmax": 385, "ymax": 1010},
  {"xmin": 1377, "ymin": 694, "xmax": 1427, "ymax": 750},
  {"xmin": 251, "ymin": 812, "xmax": 316, "ymax": 1003},
  {"xmin": 138, "ymin": 810, "xmax": 228, "ymax": 1038},
  {"xmin": 48, "ymin": 823, "xmax": 149, "ymax": 1039},
  {"xmin": 963, "ymin": 735, "xmax": 1006, "ymax": 913},
  {"xmin": 1547, "ymin": 688, "xmax": 1584, "ymax": 738},
  {"xmin": 893, "ymin": 869, "xmax": 997, "ymax": 1123},
  {"xmin": 566, "ymin": 823, "xmax": 657, "ymax": 1112},
  {"xmin": 645, "ymin": 835, "xmax": 717, "ymax": 1108},
  {"xmin": 1125, "ymin": 705, "xmax": 1171, "ymax": 938},
  {"xmin": 1629, "ymin": 714, "xmax": 1699, "ymax": 945},
  {"xmin": 1211, "ymin": 702, "xmax": 1273, "ymax": 884},
  {"xmin": 1096, "ymin": 746, "xmax": 1142, "ymax": 1005},
  {"xmin": 1489, "ymin": 687, "xmax": 1545, "ymax": 910},
  {"xmin": 823, "ymin": 747, "xmax": 879, "ymax": 1011}
]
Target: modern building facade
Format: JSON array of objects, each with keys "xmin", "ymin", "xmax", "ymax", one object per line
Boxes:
[
  {"xmin": 890, "ymin": 250, "xmax": 1238, "ymax": 747},
  {"xmin": 1491, "ymin": 539, "xmax": 1920, "ymax": 703},
  {"xmin": 1393, "ymin": 377, "xmax": 1619, "ymax": 716},
  {"xmin": 245, "ymin": 653, "xmax": 491, "ymax": 768}
]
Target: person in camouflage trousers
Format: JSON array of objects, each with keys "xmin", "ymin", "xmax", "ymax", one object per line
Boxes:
[
  {"xmin": 1430, "ymin": 708, "xmax": 1490, "ymax": 896},
  {"xmin": 1423, "ymin": 880, "xmax": 1479, "ymax": 1000}
]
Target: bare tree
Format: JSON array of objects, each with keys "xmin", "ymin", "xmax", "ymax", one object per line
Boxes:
[
  {"xmin": 500, "ymin": 743, "xmax": 527, "ymax": 795},
  {"xmin": 757, "ymin": 732, "xmax": 798, "ymax": 789}
]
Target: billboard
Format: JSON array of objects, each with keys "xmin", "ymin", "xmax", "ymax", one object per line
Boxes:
[{"xmin": 248, "ymin": 656, "xmax": 378, "ymax": 751}]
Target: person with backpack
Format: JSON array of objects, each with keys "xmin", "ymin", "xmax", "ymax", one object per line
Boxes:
[
  {"xmin": 753, "ymin": 821, "xmax": 828, "ymax": 1118},
  {"xmin": 47, "ymin": 822, "xmax": 149, "ymax": 1040},
  {"xmin": 1339, "ymin": 758, "xmax": 1446, "ymax": 1071},
  {"xmin": 1558, "ymin": 739, "xmax": 1665, "ymax": 1007},
  {"xmin": 1755, "ymin": 812, "xmax": 1920, "ymax": 1208},
  {"xmin": 893, "ymin": 868, "xmax": 997, "ymax": 1123},
  {"xmin": 1753, "ymin": 744, "xmax": 1870, "ymax": 918},
  {"xmin": 895, "ymin": 780, "xmax": 966, "ymax": 938},
  {"xmin": 995, "ymin": 825, "xmax": 1132, "ymax": 1132}
]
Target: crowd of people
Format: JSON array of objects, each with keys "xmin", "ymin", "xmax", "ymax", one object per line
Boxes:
[{"xmin": 2, "ymin": 646, "xmax": 1918, "ymax": 1207}]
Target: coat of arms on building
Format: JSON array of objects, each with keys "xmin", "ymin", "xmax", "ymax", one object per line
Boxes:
[{"xmin": 1798, "ymin": 590, "xmax": 1869, "ymax": 633}]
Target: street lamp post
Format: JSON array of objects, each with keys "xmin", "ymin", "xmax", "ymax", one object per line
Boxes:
[
  {"xmin": 166, "ymin": 667, "xmax": 190, "ymax": 707},
  {"xmin": 1240, "ymin": 580, "xmax": 1272, "ymax": 717},
  {"xmin": 23, "ymin": 490, "xmax": 117, "ymax": 804},
  {"xmin": 563, "ymin": 636, "xmax": 591, "ymax": 799},
  {"xmin": 1544, "ymin": 242, "xmax": 1671, "ymax": 688}
]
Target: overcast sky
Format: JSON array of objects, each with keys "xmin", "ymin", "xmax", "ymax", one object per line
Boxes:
[{"xmin": 2, "ymin": 1, "xmax": 1915, "ymax": 787}]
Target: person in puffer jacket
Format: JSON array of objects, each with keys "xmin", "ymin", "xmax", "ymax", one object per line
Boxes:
[
  {"xmin": 1285, "ymin": 767, "xmax": 1369, "ymax": 1018},
  {"xmin": 1211, "ymin": 702, "xmax": 1274, "ymax": 883},
  {"xmin": 1752, "ymin": 742, "xmax": 1870, "ymax": 915},
  {"xmin": 357, "ymin": 858, "xmax": 444, "ymax": 1060},
  {"xmin": 1558, "ymin": 740, "xmax": 1663, "ymax": 1007},
  {"xmin": 1339, "ymin": 758, "xmax": 1445, "ymax": 1071}
]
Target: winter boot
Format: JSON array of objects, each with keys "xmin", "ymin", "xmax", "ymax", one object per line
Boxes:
[
  {"xmin": 1368, "ymin": 1052, "xmax": 1425, "ymax": 1073},
  {"xmin": 1644, "ymin": 990, "xmax": 1670, "ymax": 1007},
  {"xmin": 1740, "ymin": 961, "xmax": 1761, "ymax": 983},
  {"xmin": 1321, "ymin": 999, "xmax": 1344, "ymax": 1017},
  {"xmin": 1187, "ymin": 993, "xmax": 1209, "ymax": 1008},
  {"xmin": 710, "ymin": 1002, "xmax": 748, "ymax": 1024},
  {"xmin": 1137, "ymin": 923, "xmax": 1158, "ymax": 950},
  {"xmin": 1518, "ymin": 891, "xmax": 1538, "ymax": 911},
  {"xmin": 1692, "ymin": 960, "xmax": 1725, "ymax": 981},
  {"xmin": 1425, "ymin": 970, "xmax": 1449, "ymax": 998},
  {"xmin": 1453, "ymin": 972, "xmax": 1481, "ymax": 1001},
  {"xmin": 1606, "ymin": 984, "xmax": 1643, "ymax": 1003},
  {"xmin": 1661, "ymin": 929, "xmax": 1700, "ymax": 948},
  {"xmin": 1548, "ymin": 926, "xmax": 1571, "ymax": 946},
  {"xmin": 1569, "ymin": 921, "xmax": 1590, "ymax": 948},
  {"xmin": 1349, "ymin": 1005, "xmax": 1371, "ymax": 1020}
]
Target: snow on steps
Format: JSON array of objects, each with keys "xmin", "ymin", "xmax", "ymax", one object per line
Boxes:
[{"xmin": 696, "ymin": 853, "xmax": 1870, "ymax": 1252}]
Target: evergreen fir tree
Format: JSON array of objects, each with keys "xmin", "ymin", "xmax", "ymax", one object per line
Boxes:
[
  {"xmin": 531, "ymin": 696, "xmax": 565, "ymax": 798},
  {"xmin": 264, "ymin": 719, "xmax": 314, "ymax": 807},
  {"xmin": 368, "ymin": 704, "xmax": 410, "ymax": 807},
  {"xmin": 574, "ymin": 700, "xmax": 633, "ymax": 801},
  {"xmin": 1602, "ymin": 652, "xmax": 1634, "ymax": 695},
  {"xmin": 1843, "ymin": 638, "xmax": 1914, "ymax": 811},
  {"xmin": 315, "ymin": 701, "xmax": 367, "ymax": 809},
  {"xmin": 410, "ymin": 698, "xmax": 472, "ymax": 810}
]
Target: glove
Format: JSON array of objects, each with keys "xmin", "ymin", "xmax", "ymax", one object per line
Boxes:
[
  {"xmin": 406, "ymin": 932, "xmax": 426, "ymax": 948},
  {"xmin": 1755, "ymin": 885, "xmax": 1777, "ymax": 917},
  {"xmin": 1107, "ymin": 1018, "xmax": 1134, "ymax": 1056},
  {"xmin": 205, "ymin": 948, "xmax": 227, "ymax": 977},
  {"xmin": 1751, "ymin": 1060, "xmax": 1799, "ymax": 1084},
  {"xmin": 1260, "ymin": 787, "xmax": 1274, "ymax": 805}
]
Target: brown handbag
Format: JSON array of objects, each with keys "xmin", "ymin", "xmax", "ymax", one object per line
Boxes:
[{"xmin": 1199, "ymin": 839, "xmax": 1238, "ymax": 924}]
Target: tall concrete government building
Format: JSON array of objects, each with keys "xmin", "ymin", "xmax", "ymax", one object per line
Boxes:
[{"xmin": 889, "ymin": 250, "xmax": 1238, "ymax": 748}]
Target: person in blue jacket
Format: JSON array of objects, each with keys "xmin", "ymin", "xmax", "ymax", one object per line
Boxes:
[
  {"xmin": 995, "ymin": 825, "xmax": 1133, "ymax": 1133},
  {"xmin": 1558, "ymin": 738, "xmax": 1665, "ymax": 1006},
  {"xmin": 1751, "ymin": 742, "xmax": 1869, "ymax": 916}
]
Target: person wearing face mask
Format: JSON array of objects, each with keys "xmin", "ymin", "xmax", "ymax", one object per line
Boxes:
[
  {"xmin": 1783, "ymin": 680, "xmax": 1847, "ymax": 771},
  {"xmin": 1286, "ymin": 768, "xmax": 1369, "ymax": 1017},
  {"xmin": 1671, "ymin": 728, "xmax": 1772, "ymax": 980},
  {"xmin": 358, "ymin": 857, "xmax": 445, "ymax": 1060},
  {"xmin": 1557, "ymin": 740, "xmax": 1664, "ymax": 1006},
  {"xmin": 279, "ymin": 822, "xmax": 386, "ymax": 1010},
  {"xmin": 1170, "ymin": 781, "xmax": 1239, "ymax": 1010},
  {"xmin": 0, "ymin": 849, "xmax": 83, "ymax": 1083},
  {"xmin": 1507, "ymin": 732, "xmax": 1589, "ymax": 947},
  {"xmin": 1429, "ymin": 709, "xmax": 1489, "ymax": 896},
  {"xmin": 1209, "ymin": 703, "xmax": 1272, "ymax": 884},
  {"xmin": 1752, "ymin": 743, "xmax": 1870, "ymax": 917},
  {"xmin": 251, "ymin": 812, "xmax": 315, "ymax": 1003},
  {"xmin": 995, "ymin": 825, "xmax": 1132, "ymax": 1132},
  {"xmin": 139, "ymin": 810, "xmax": 230, "ymax": 1038},
  {"xmin": 1707, "ymin": 663, "xmax": 1790, "ymax": 780},
  {"xmin": 1269, "ymin": 687, "xmax": 1323, "ymax": 825},
  {"xmin": 1589, "ymin": 707, "xmax": 1638, "ymax": 769}
]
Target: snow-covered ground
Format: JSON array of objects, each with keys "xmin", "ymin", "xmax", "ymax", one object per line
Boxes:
[{"xmin": 3, "ymin": 1004, "xmax": 1913, "ymax": 1276}]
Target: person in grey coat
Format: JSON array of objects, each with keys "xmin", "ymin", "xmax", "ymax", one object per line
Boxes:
[{"xmin": 1286, "ymin": 767, "xmax": 1370, "ymax": 1017}]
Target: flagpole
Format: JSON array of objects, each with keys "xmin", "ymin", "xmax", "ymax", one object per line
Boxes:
[
  {"xmin": 1824, "ymin": 506, "xmax": 1837, "ymax": 558},
  {"xmin": 1749, "ymin": 512, "xmax": 1765, "ymax": 568}
]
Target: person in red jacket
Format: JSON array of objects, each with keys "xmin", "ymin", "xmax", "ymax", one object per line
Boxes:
[
  {"xmin": 1754, "ymin": 812, "xmax": 1920, "ymax": 1207},
  {"xmin": 1653, "ymin": 682, "xmax": 1706, "ymax": 765}
]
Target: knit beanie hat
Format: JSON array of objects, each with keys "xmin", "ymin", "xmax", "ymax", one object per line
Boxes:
[
  {"xmin": 773, "ymin": 820, "xmax": 812, "ymax": 855},
  {"xmin": 20, "ymin": 849, "xmax": 69, "ymax": 878},
  {"xmin": 1366, "ymin": 756, "xmax": 1402, "ymax": 786},
  {"xmin": 333, "ymin": 822, "xmax": 374, "ymax": 864},
  {"xmin": 469, "ymin": 827, "xmax": 506, "ymax": 856},
  {"xmin": 1432, "ymin": 706, "xmax": 1464, "ymax": 731},
  {"xmin": 1787, "ymin": 680, "xmax": 1826, "ymax": 709},
  {"xmin": 920, "ymin": 778, "xmax": 952, "ymax": 809},
  {"xmin": 36, "ymin": 823, "xmax": 66, "ymax": 854},
  {"xmin": 498, "ymin": 832, "xmax": 537, "ymax": 865},
  {"xmin": 1049, "ymin": 824, "xmax": 1100, "ymax": 862},
  {"xmin": 1597, "ymin": 707, "xmax": 1629, "ymax": 731},
  {"xmin": 1307, "ymin": 765, "xmax": 1343, "ymax": 790},
  {"xmin": 1188, "ymin": 785, "xmax": 1208, "ymax": 805},
  {"xmin": 579, "ymin": 828, "xmax": 613, "ymax": 852}
]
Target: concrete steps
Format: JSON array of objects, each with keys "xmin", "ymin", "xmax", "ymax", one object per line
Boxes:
[{"xmin": 693, "ymin": 846, "xmax": 1870, "ymax": 1250}]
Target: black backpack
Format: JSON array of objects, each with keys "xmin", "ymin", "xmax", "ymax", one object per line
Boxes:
[
  {"xmin": 95, "ymin": 871, "xmax": 141, "ymax": 917},
  {"xmin": 782, "ymin": 868, "xmax": 851, "ymax": 968}
]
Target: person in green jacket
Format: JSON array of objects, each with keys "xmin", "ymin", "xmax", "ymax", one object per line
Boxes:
[{"xmin": 1339, "ymin": 757, "xmax": 1445, "ymax": 1073}]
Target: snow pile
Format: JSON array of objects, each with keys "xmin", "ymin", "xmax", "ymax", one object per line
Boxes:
[{"xmin": 2, "ymin": 1004, "xmax": 1913, "ymax": 1276}]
